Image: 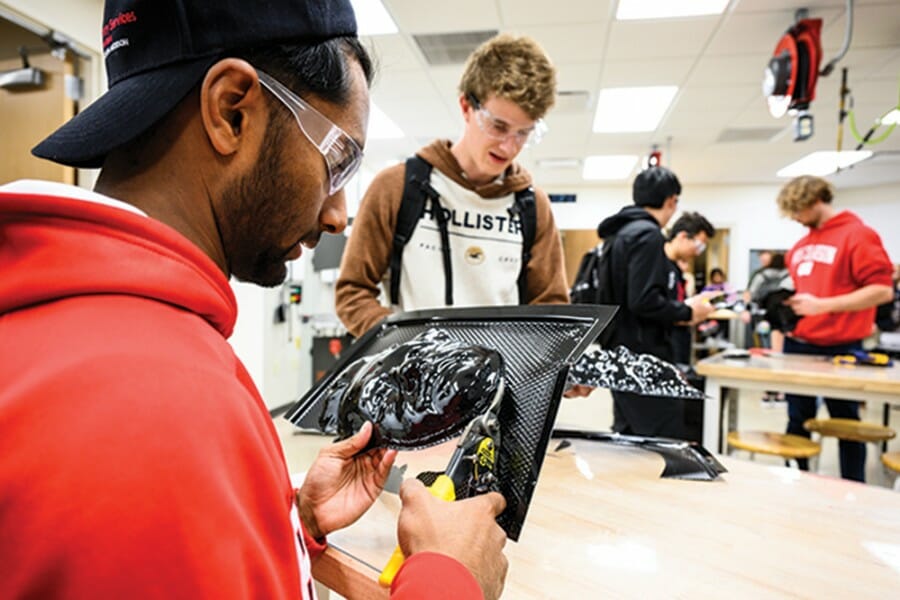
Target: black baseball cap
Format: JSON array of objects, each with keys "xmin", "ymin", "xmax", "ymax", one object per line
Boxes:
[{"xmin": 32, "ymin": 0, "xmax": 357, "ymax": 169}]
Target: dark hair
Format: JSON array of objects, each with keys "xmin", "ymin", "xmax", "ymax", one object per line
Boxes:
[
  {"xmin": 769, "ymin": 253, "xmax": 786, "ymax": 270},
  {"xmin": 235, "ymin": 36, "xmax": 374, "ymax": 105},
  {"xmin": 633, "ymin": 166, "xmax": 681, "ymax": 208},
  {"xmin": 710, "ymin": 267, "xmax": 726, "ymax": 280},
  {"xmin": 668, "ymin": 211, "xmax": 715, "ymax": 241}
]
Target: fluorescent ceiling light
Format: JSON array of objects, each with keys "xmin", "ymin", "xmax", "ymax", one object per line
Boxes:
[
  {"xmin": 776, "ymin": 150, "xmax": 873, "ymax": 178},
  {"xmin": 367, "ymin": 102, "xmax": 404, "ymax": 140},
  {"xmin": 881, "ymin": 108, "xmax": 900, "ymax": 125},
  {"xmin": 350, "ymin": 0, "xmax": 398, "ymax": 35},
  {"xmin": 593, "ymin": 86, "xmax": 678, "ymax": 132},
  {"xmin": 537, "ymin": 158, "xmax": 581, "ymax": 169},
  {"xmin": 616, "ymin": 0, "xmax": 730, "ymax": 20},
  {"xmin": 582, "ymin": 155, "xmax": 639, "ymax": 180}
]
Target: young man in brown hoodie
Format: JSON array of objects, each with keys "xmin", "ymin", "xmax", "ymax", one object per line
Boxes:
[{"xmin": 335, "ymin": 34, "xmax": 567, "ymax": 337}]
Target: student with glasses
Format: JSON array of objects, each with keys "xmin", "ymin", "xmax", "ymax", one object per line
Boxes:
[
  {"xmin": 336, "ymin": 34, "xmax": 568, "ymax": 338},
  {"xmin": 0, "ymin": 1, "xmax": 508, "ymax": 598},
  {"xmin": 663, "ymin": 212, "xmax": 717, "ymax": 367},
  {"xmin": 595, "ymin": 167, "xmax": 717, "ymax": 439}
]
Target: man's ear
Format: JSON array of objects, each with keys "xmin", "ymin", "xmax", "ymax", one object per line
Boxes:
[
  {"xmin": 459, "ymin": 93, "xmax": 473, "ymax": 120},
  {"xmin": 200, "ymin": 58, "xmax": 266, "ymax": 157}
]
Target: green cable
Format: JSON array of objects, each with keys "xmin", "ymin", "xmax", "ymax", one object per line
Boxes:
[
  {"xmin": 848, "ymin": 78, "xmax": 899, "ymax": 146},
  {"xmin": 849, "ymin": 109, "xmax": 896, "ymax": 145}
]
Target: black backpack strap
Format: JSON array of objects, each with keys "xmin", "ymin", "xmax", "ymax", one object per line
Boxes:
[
  {"xmin": 432, "ymin": 193, "xmax": 454, "ymax": 305},
  {"xmin": 510, "ymin": 186, "xmax": 537, "ymax": 304},
  {"xmin": 390, "ymin": 156, "xmax": 433, "ymax": 305}
]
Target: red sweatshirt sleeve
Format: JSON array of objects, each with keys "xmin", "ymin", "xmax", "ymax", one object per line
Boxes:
[
  {"xmin": 391, "ymin": 552, "xmax": 483, "ymax": 599},
  {"xmin": 300, "ymin": 519, "xmax": 328, "ymax": 560},
  {"xmin": 849, "ymin": 227, "xmax": 893, "ymax": 287}
]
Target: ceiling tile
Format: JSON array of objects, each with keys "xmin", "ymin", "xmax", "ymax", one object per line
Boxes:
[
  {"xmin": 515, "ymin": 23, "xmax": 608, "ymax": 64},
  {"xmin": 497, "ymin": 0, "xmax": 612, "ymax": 27},
  {"xmin": 705, "ymin": 8, "xmax": 842, "ymax": 57},
  {"xmin": 822, "ymin": 3, "xmax": 900, "ymax": 49},
  {"xmin": 600, "ymin": 58, "xmax": 694, "ymax": 87},
  {"xmin": 363, "ymin": 34, "xmax": 424, "ymax": 70},
  {"xmin": 689, "ymin": 54, "xmax": 772, "ymax": 86},
  {"xmin": 385, "ymin": 0, "xmax": 501, "ymax": 33},
  {"xmin": 606, "ymin": 19, "xmax": 720, "ymax": 60},
  {"xmin": 675, "ymin": 84, "xmax": 760, "ymax": 113}
]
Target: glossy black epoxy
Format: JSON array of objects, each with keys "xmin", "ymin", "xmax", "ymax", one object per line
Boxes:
[
  {"xmin": 318, "ymin": 329, "xmax": 504, "ymax": 449},
  {"xmin": 569, "ymin": 345, "xmax": 705, "ymax": 399}
]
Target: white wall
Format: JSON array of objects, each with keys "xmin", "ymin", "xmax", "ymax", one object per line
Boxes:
[
  {"xmin": 551, "ymin": 181, "xmax": 899, "ymax": 289},
  {"xmin": 231, "ymin": 276, "xmax": 308, "ymax": 411},
  {"xmin": 1, "ymin": 0, "xmax": 102, "ymax": 51}
]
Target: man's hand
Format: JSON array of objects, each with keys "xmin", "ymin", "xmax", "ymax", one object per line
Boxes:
[
  {"xmin": 397, "ymin": 479, "xmax": 509, "ymax": 600},
  {"xmin": 296, "ymin": 421, "xmax": 397, "ymax": 539},
  {"xmin": 786, "ymin": 292, "xmax": 829, "ymax": 316},
  {"xmin": 686, "ymin": 293, "xmax": 716, "ymax": 324},
  {"xmin": 563, "ymin": 383, "xmax": 595, "ymax": 398}
]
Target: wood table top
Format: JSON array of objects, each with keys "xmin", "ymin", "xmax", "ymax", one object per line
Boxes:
[
  {"xmin": 324, "ymin": 438, "xmax": 900, "ymax": 599},
  {"xmin": 696, "ymin": 352, "xmax": 900, "ymax": 396}
]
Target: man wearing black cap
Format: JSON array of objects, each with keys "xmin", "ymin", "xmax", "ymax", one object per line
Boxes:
[{"xmin": 0, "ymin": 2, "xmax": 508, "ymax": 598}]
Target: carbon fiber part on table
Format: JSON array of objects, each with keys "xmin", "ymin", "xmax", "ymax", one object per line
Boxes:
[{"xmin": 284, "ymin": 305, "xmax": 616, "ymax": 541}]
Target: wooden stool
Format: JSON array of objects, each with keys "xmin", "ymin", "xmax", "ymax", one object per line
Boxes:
[
  {"xmin": 727, "ymin": 431, "xmax": 821, "ymax": 461},
  {"xmin": 882, "ymin": 453, "xmax": 900, "ymax": 491},
  {"xmin": 803, "ymin": 418, "xmax": 896, "ymax": 444},
  {"xmin": 883, "ymin": 452, "xmax": 900, "ymax": 472}
]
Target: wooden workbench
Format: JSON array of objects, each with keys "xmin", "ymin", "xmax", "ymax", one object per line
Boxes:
[
  {"xmin": 697, "ymin": 352, "xmax": 900, "ymax": 452},
  {"xmin": 313, "ymin": 438, "xmax": 900, "ymax": 599}
]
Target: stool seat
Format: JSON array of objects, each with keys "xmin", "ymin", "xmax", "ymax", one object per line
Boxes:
[
  {"xmin": 803, "ymin": 418, "xmax": 896, "ymax": 443},
  {"xmin": 727, "ymin": 431, "xmax": 821, "ymax": 459},
  {"xmin": 883, "ymin": 452, "xmax": 900, "ymax": 473}
]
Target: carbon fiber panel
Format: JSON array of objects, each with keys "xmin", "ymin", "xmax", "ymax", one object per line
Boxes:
[{"xmin": 285, "ymin": 305, "xmax": 616, "ymax": 540}]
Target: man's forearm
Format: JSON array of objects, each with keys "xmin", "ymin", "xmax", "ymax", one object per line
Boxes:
[{"xmin": 825, "ymin": 284, "xmax": 893, "ymax": 313}]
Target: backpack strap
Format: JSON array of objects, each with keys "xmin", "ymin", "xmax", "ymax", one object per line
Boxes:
[
  {"xmin": 389, "ymin": 156, "xmax": 433, "ymax": 305},
  {"xmin": 390, "ymin": 156, "xmax": 454, "ymax": 306},
  {"xmin": 509, "ymin": 187, "xmax": 537, "ymax": 304},
  {"xmin": 432, "ymin": 193, "xmax": 454, "ymax": 305}
]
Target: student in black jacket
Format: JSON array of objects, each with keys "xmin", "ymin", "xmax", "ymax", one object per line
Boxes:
[{"xmin": 597, "ymin": 167, "xmax": 715, "ymax": 438}]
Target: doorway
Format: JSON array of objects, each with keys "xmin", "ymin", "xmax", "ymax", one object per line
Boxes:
[{"xmin": 0, "ymin": 16, "xmax": 81, "ymax": 184}]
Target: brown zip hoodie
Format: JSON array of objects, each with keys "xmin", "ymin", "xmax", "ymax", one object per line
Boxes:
[{"xmin": 335, "ymin": 139, "xmax": 568, "ymax": 337}]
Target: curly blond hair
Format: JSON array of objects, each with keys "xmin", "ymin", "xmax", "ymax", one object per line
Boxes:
[
  {"xmin": 458, "ymin": 34, "xmax": 556, "ymax": 120},
  {"xmin": 776, "ymin": 175, "xmax": 834, "ymax": 216}
]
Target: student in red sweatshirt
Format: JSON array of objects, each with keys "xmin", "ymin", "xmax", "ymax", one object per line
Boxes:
[
  {"xmin": 777, "ymin": 175, "xmax": 894, "ymax": 482},
  {"xmin": 0, "ymin": 1, "xmax": 508, "ymax": 598}
]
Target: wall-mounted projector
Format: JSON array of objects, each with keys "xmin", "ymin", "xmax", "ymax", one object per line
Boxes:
[{"xmin": 0, "ymin": 66, "xmax": 45, "ymax": 90}]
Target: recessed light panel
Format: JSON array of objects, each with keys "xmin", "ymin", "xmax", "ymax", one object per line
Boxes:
[
  {"xmin": 776, "ymin": 151, "xmax": 873, "ymax": 178},
  {"xmin": 593, "ymin": 86, "xmax": 678, "ymax": 133},
  {"xmin": 616, "ymin": 0, "xmax": 730, "ymax": 20},
  {"xmin": 582, "ymin": 155, "xmax": 639, "ymax": 180}
]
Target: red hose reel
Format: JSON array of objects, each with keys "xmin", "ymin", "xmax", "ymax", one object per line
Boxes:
[{"xmin": 763, "ymin": 17, "xmax": 823, "ymax": 140}]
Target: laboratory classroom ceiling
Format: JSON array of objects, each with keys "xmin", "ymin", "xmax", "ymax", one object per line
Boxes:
[{"xmin": 360, "ymin": 0, "xmax": 900, "ymax": 189}]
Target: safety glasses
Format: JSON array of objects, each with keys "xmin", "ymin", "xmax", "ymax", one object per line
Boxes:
[
  {"xmin": 257, "ymin": 70, "xmax": 363, "ymax": 195},
  {"xmin": 467, "ymin": 93, "xmax": 547, "ymax": 147}
]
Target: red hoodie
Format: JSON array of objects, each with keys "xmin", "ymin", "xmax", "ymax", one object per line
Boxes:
[
  {"xmin": 787, "ymin": 210, "xmax": 893, "ymax": 345},
  {"xmin": 0, "ymin": 182, "xmax": 481, "ymax": 599}
]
